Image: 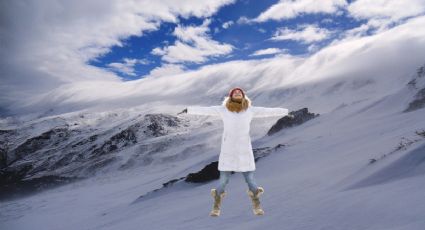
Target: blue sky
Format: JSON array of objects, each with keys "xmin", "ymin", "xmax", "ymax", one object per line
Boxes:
[{"xmin": 88, "ymin": 0, "xmax": 369, "ymax": 80}]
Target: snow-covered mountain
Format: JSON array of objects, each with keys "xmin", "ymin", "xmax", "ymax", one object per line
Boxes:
[
  {"xmin": 1, "ymin": 60, "xmax": 425, "ymax": 229},
  {"xmin": 2, "ymin": 17, "xmax": 425, "ymax": 229}
]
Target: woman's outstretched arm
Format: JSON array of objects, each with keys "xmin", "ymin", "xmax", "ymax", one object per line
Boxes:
[
  {"xmin": 184, "ymin": 106, "xmax": 222, "ymax": 116},
  {"xmin": 251, "ymin": 106, "xmax": 289, "ymax": 117}
]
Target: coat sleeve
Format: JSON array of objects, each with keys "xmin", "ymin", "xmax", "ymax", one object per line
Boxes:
[
  {"xmin": 186, "ymin": 106, "xmax": 221, "ymax": 116},
  {"xmin": 251, "ymin": 106, "xmax": 289, "ymax": 117}
]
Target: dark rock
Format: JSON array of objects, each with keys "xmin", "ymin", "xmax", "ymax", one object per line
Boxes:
[
  {"xmin": 0, "ymin": 129, "xmax": 15, "ymax": 135},
  {"xmin": 369, "ymin": 158, "xmax": 377, "ymax": 164},
  {"xmin": 0, "ymin": 129, "xmax": 16, "ymax": 169},
  {"xmin": 404, "ymin": 88, "xmax": 425, "ymax": 112},
  {"xmin": 416, "ymin": 130, "xmax": 425, "ymax": 138},
  {"xmin": 0, "ymin": 161, "xmax": 33, "ymax": 185},
  {"xmin": 0, "ymin": 174, "xmax": 83, "ymax": 201},
  {"xmin": 144, "ymin": 113, "xmax": 180, "ymax": 137},
  {"xmin": 49, "ymin": 151, "xmax": 79, "ymax": 170},
  {"xmin": 91, "ymin": 127, "xmax": 138, "ymax": 157},
  {"xmin": 185, "ymin": 161, "xmax": 232, "ymax": 183},
  {"xmin": 8, "ymin": 127, "xmax": 70, "ymax": 166},
  {"xmin": 0, "ymin": 147, "xmax": 7, "ymax": 169},
  {"xmin": 404, "ymin": 64, "xmax": 425, "ymax": 112},
  {"xmin": 163, "ymin": 177, "xmax": 185, "ymax": 187},
  {"xmin": 71, "ymin": 134, "xmax": 98, "ymax": 148},
  {"xmin": 253, "ymin": 143, "xmax": 286, "ymax": 160},
  {"xmin": 267, "ymin": 108, "xmax": 319, "ymax": 136}
]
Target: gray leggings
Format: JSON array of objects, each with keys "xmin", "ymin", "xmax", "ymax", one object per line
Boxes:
[{"xmin": 215, "ymin": 170, "xmax": 259, "ymax": 195}]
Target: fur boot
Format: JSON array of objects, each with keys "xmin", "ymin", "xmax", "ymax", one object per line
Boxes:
[
  {"xmin": 247, "ymin": 187, "xmax": 265, "ymax": 215},
  {"xmin": 210, "ymin": 188, "xmax": 226, "ymax": 217}
]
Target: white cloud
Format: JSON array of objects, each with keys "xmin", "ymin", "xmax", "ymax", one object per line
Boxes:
[
  {"xmin": 321, "ymin": 18, "xmax": 334, "ymax": 24},
  {"xmin": 106, "ymin": 58, "xmax": 150, "ymax": 76},
  {"xmin": 0, "ymin": 0, "xmax": 235, "ymax": 113},
  {"xmin": 151, "ymin": 19, "xmax": 234, "ymax": 63},
  {"xmin": 341, "ymin": 19, "xmax": 393, "ymax": 39},
  {"xmin": 307, "ymin": 44, "xmax": 319, "ymax": 53},
  {"xmin": 344, "ymin": 0, "xmax": 425, "ymax": 38},
  {"xmin": 222, "ymin": 20, "xmax": 234, "ymax": 29},
  {"xmin": 337, "ymin": 0, "xmax": 425, "ymax": 41},
  {"xmin": 348, "ymin": 0, "xmax": 425, "ymax": 22},
  {"xmin": 254, "ymin": 0, "xmax": 348, "ymax": 22},
  {"xmin": 343, "ymin": 23, "xmax": 370, "ymax": 38},
  {"xmin": 151, "ymin": 47, "xmax": 167, "ymax": 56},
  {"xmin": 146, "ymin": 64, "xmax": 186, "ymax": 78},
  {"xmin": 249, "ymin": 48, "xmax": 287, "ymax": 56},
  {"xmin": 270, "ymin": 24, "xmax": 332, "ymax": 44},
  {"xmin": 257, "ymin": 28, "xmax": 267, "ymax": 33},
  {"xmin": 345, "ymin": 0, "xmax": 425, "ymax": 36},
  {"xmin": 237, "ymin": 16, "xmax": 253, "ymax": 25}
]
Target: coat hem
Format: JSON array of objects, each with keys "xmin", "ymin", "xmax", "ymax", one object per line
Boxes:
[{"xmin": 218, "ymin": 166, "xmax": 256, "ymax": 172}]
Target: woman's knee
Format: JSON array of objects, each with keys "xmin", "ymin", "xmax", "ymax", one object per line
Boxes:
[
  {"xmin": 243, "ymin": 172, "xmax": 257, "ymax": 184},
  {"xmin": 220, "ymin": 171, "xmax": 231, "ymax": 183},
  {"xmin": 243, "ymin": 171, "xmax": 254, "ymax": 179}
]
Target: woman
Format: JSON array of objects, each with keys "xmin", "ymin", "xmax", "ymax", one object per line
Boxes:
[{"xmin": 181, "ymin": 87, "xmax": 290, "ymax": 216}]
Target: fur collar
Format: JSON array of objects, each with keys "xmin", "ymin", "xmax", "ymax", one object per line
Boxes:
[{"xmin": 222, "ymin": 95, "xmax": 252, "ymax": 113}]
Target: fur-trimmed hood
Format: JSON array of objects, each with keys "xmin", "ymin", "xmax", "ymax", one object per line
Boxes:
[{"xmin": 222, "ymin": 95, "xmax": 252, "ymax": 113}]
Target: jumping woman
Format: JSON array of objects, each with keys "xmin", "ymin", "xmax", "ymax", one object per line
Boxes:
[{"xmin": 180, "ymin": 87, "xmax": 289, "ymax": 216}]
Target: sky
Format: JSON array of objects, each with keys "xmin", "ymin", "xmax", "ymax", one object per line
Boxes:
[
  {"xmin": 87, "ymin": 0, "xmax": 358, "ymax": 80},
  {"xmin": 1, "ymin": 0, "xmax": 425, "ymax": 115}
]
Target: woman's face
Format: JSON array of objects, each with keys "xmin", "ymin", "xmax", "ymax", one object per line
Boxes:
[{"xmin": 232, "ymin": 89, "xmax": 243, "ymax": 99}]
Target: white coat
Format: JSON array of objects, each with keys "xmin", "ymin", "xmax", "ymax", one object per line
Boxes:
[{"xmin": 186, "ymin": 95, "xmax": 289, "ymax": 172}]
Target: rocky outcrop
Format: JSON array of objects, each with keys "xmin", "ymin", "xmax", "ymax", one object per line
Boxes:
[
  {"xmin": 405, "ymin": 88, "xmax": 425, "ymax": 112},
  {"xmin": 267, "ymin": 108, "xmax": 319, "ymax": 136},
  {"xmin": 144, "ymin": 114, "xmax": 181, "ymax": 137},
  {"xmin": 90, "ymin": 126, "xmax": 138, "ymax": 158},
  {"xmin": 0, "ymin": 173, "xmax": 82, "ymax": 201},
  {"xmin": 7, "ymin": 126, "xmax": 72, "ymax": 166},
  {"xmin": 405, "ymin": 64, "xmax": 425, "ymax": 112},
  {"xmin": 0, "ymin": 147, "xmax": 7, "ymax": 169},
  {"xmin": 0, "ymin": 129, "xmax": 16, "ymax": 168},
  {"xmin": 185, "ymin": 161, "xmax": 222, "ymax": 183}
]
